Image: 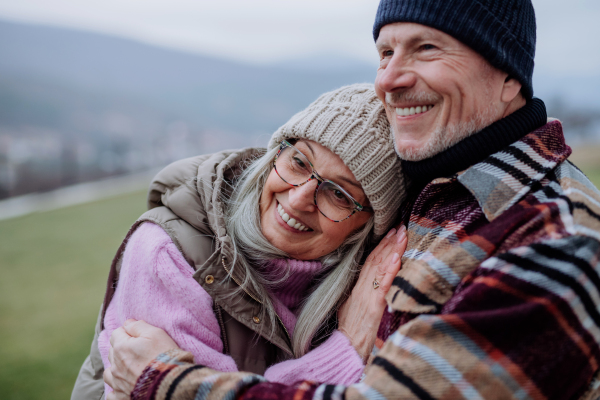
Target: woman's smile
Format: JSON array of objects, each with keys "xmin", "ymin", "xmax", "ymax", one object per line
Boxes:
[{"xmin": 275, "ymin": 201, "xmax": 312, "ymax": 232}]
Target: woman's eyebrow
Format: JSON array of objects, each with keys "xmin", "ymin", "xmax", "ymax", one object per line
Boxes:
[
  {"xmin": 335, "ymin": 176, "xmax": 362, "ymax": 191},
  {"xmin": 300, "ymin": 141, "xmax": 363, "ymax": 193},
  {"xmin": 302, "ymin": 142, "xmax": 362, "ymax": 190},
  {"xmin": 303, "ymin": 141, "xmax": 316, "ymax": 157}
]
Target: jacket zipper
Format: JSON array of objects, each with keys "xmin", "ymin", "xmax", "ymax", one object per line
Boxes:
[
  {"xmin": 221, "ymin": 257, "xmax": 292, "ymax": 346},
  {"xmin": 214, "ymin": 304, "xmax": 230, "ymax": 355}
]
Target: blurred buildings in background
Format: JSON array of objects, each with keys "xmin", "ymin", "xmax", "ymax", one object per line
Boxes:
[
  {"xmin": 0, "ymin": 18, "xmax": 599, "ymax": 200},
  {"xmin": 0, "ymin": 19, "xmax": 379, "ymax": 199}
]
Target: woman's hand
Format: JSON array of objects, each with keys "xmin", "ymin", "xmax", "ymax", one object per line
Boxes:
[
  {"xmin": 338, "ymin": 225, "xmax": 407, "ymax": 363},
  {"xmin": 104, "ymin": 319, "xmax": 180, "ymax": 400}
]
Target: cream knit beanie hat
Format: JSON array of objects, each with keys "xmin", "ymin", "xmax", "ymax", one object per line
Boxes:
[{"xmin": 268, "ymin": 83, "xmax": 405, "ymax": 238}]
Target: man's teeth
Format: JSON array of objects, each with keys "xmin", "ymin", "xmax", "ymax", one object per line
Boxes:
[
  {"xmin": 395, "ymin": 105, "xmax": 434, "ymax": 116},
  {"xmin": 277, "ymin": 203, "xmax": 309, "ymax": 231}
]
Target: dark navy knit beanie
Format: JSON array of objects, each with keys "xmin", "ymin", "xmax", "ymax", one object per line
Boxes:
[{"xmin": 373, "ymin": 0, "xmax": 536, "ymax": 99}]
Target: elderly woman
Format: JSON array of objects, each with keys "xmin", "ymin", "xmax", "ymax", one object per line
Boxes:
[{"xmin": 72, "ymin": 84, "xmax": 407, "ymax": 399}]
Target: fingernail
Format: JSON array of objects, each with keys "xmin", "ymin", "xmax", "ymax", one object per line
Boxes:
[
  {"xmin": 397, "ymin": 225, "xmax": 406, "ymax": 234},
  {"xmin": 397, "ymin": 226, "xmax": 406, "ymax": 243},
  {"xmin": 392, "ymin": 253, "xmax": 400, "ymax": 263},
  {"xmin": 385, "ymin": 228, "xmax": 396, "ymax": 238}
]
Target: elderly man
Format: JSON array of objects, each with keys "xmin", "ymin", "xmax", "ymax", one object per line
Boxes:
[{"xmin": 102, "ymin": 0, "xmax": 600, "ymax": 399}]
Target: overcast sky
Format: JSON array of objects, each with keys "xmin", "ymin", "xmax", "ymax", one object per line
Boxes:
[{"xmin": 0, "ymin": 0, "xmax": 598, "ymax": 75}]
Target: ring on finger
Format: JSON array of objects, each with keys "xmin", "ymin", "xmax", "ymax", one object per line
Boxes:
[{"xmin": 373, "ymin": 279, "xmax": 380, "ymax": 290}]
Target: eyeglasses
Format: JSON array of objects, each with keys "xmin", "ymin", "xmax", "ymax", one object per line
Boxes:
[{"xmin": 273, "ymin": 140, "xmax": 373, "ymax": 222}]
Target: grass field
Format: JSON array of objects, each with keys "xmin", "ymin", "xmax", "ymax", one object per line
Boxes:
[
  {"xmin": 0, "ymin": 191, "xmax": 146, "ymax": 400},
  {"xmin": 0, "ymin": 154, "xmax": 599, "ymax": 400},
  {"xmin": 570, "ymin": 146, "xmax": 600, "ymax": 187},
  {"xmin": 585, "ymin": 170, "xmax": 600, "ymax": 188},
  {"xmin": 570, "ymin": 146, "xmax": 600, "ymax": 192}
]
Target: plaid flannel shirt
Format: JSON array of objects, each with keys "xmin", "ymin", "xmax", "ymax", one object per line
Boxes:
[{"xmin": 133, "ymin": 120, "xmax": 600, "ymax": 400}]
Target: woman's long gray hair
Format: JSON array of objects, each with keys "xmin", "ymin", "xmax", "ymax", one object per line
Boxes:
[{"xmin": 225, "ymin": 146, "xmax": 374, "ymax": 358}]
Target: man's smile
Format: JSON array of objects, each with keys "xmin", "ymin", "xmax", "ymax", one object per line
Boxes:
[{"xmin": 394, "ymin": 104, "xmax": 434, "ymax": 117}]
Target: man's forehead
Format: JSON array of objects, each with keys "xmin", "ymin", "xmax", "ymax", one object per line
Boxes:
[{"xmin": 376, "ymin": 22, "xmax": 446, "ymax": 47}]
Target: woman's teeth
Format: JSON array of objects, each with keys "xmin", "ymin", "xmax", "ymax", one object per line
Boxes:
[
  {"xmin": 277, "ymin": 203, "xmax": 309, "ymax": 231},
  {"xmin": 395, "ymin": 105, "xmax": 434, "ymax": 117}
]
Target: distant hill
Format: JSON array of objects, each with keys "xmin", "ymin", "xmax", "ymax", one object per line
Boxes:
[
  {"xmin": 0, "ymin": 19, "xmax": 376, "ymax": 136},
  {"xmin": 0, "ymin": 18, "xmax": 598, "ymax": 199},
  {"xmin": 0, "ymin": 19, "xmax": 380, "ymax": 198},
  {"xmin": 0, "ymin": 18, "xmax": 598, "ymax": 134},
  {"xmin": 534, "ymin": 70, "xmax": 600, "ymax": 110}
]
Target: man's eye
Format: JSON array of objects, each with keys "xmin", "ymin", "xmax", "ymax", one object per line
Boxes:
[
  {"xmin": 421, "ymin": 44, "xmax": 437, "ymax": 51},
  {"xmin": 383, "ymin": 50, "xmax": 393, "ymax": 57}
]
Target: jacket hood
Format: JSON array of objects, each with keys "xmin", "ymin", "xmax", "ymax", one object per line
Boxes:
[{"xmin": 147, "ymin": 147, "xmax": 267, "ymax": 281}]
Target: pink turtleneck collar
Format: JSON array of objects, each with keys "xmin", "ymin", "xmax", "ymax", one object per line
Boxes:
[{"xmin": 266, "ymin": 259, "xmax": 322, "ymax": 336}]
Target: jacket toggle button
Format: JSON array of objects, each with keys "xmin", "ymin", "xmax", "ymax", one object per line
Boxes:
[
  {"xmin": 205, "ymin": 275, "xmax": 215, "ymax": 284},
  {"xmin": 252, "ymin": 316, "xmax": 260, "ymax": 324}
]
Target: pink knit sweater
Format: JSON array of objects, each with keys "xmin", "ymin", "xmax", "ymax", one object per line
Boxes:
[{"xmin": 98, "ymin": 223, "xmax": 364, "ymax": 394}]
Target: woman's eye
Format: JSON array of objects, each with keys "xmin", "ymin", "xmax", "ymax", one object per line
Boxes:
[
  {"xmin": 332, "ymin": 190, "xmax": 351, "ymax": 205},
  {"xmin": 292, "ymin": 156, "xmax": 308, "ymax": 170}
]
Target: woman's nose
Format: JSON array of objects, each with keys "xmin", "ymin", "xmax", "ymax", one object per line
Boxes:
[{"xmin": 288, "ymin": 180, "xmax": 318, "ymax": 212}]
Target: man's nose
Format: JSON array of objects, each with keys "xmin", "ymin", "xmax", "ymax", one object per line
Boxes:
[
  {"xmin": 376, "ymin": 55, "xmax": 417, "ymax": 94},
  {"xmin": 288, "ymin": 180, "xmax": 318, "ymax": 213}
]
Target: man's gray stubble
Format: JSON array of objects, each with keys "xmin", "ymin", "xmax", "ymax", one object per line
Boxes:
[{"xmin": 386, "ymin": 87, "xmax": 497, "ymax": 162}]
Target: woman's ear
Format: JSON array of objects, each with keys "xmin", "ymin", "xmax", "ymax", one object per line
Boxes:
[{"xmin": 501, "ymin": 76, "xmax": 523, "ymax": 103}]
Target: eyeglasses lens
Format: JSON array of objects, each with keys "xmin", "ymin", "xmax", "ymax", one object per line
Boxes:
[
  {"xmin": 316, "ymin": 181, "xmax": 355, "ymax": 221},
  {"xmin": 275, "ymin": 146, "xmax": 313, "ymax": 185},
  {"xmin": 275, "ymin": 146, "xmax": 355, "ymax": 221}
]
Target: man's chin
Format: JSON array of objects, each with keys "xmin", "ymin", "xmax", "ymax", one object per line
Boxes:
[
  {"xmin": 395, "ymin": 132, "xmax": 470, "ymax": 162},
  {"xmin": 393, "ymin": 118, "xmax": 491, "ymax": 162},
  {"xmin": 393, "ymin": 137, "xmax": 440, "ymax": 162},
  {"xmin": 395, "ymin": 146, "xmax": 436, "ymax": 162}
]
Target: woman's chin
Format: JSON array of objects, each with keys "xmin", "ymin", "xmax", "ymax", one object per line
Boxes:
[{"xmin": 261, "ymin": 224, "xmax": 327, "ymax": 260}]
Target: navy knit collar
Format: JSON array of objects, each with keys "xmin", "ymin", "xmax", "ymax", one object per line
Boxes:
[{"xmin": 401, "ymin": 98, "xmax": 547, "ymax": 185}]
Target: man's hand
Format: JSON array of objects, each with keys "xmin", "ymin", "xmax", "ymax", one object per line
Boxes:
[
  {"xmin": 338, "ymin": 225, "xmax": 407, "ymax": 363},
  {"xmin": 104, "ymin": 319, "xmax": 179, "ymax": 400}
]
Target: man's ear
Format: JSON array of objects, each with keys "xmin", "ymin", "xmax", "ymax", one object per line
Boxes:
[{"xmin": 501, "ymin": 76, "xmax": 523, "ymax": 103}]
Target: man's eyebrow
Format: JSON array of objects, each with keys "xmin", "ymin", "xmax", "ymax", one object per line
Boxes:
[
  {"xmin": 404, "ymin": 33, "xmax": 437, "ymax": 47},
  {"xmin": 377, "ymin": 32, "xmax": 440, "ymax": 51},
  {"xmin": 375, "ymin": 40, "xmax": 390, "ymax": 51}
]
